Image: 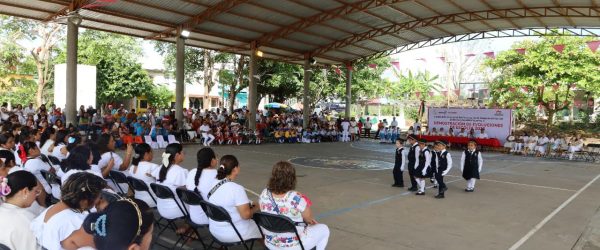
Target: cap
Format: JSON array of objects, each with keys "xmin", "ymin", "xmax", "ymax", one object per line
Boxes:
[{"xmin": 407, "ymin": 134, "xmax": 417, "ymax": 141}]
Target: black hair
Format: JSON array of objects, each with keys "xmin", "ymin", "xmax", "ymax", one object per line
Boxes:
[
  {"xmin": 4, "ymin": 170, "xmax": 37, "ymax": 199},
  {"xmin": 157, "ymin": 143, "xmax": 182, "ymax": 182},
  {"xmin": 59, "ymin": 145, "xmax": 92, "ymax": 172},
  {"xmin": 22, "ymin": 141, "xmax": 39, "ymax": 157},
  {"xmin": 54, "ymin": 130, "xmax": 69, "ymax": 146},
  {"xmin": 60, "ymin": 172, "xmax": 106, "ymax": 210},
  {"xmin": 0, "ymin": 132, "xmax": 15, "ymax": 147},
  {"xmin": 194, "ymin": 147, "xmax": 216, "ymax": 192},
  {"xmin": 217, "ymin": 155, "xmax": 239, "ymax": 180},
  {"xmin": 96, "ymin": 134, "xmax": 112, "ymax": 155},
  {"xmin": 18, "ymin": 127, "xmax": 32, "ymax": 144},
  {"xmin": 395, "ymin": 138, "xmax": 404, "ymax": 143},
  {"xmin": 83, "ymin": 198, "xmax": 153, "ymax": 250},
  {"xmin": 87, "ymin": 142, "xmax": 101, "ymax": 165},
  {"xmin": 132, "ymin": 143, "xmax": 152, "ymax": 166},
  {"xmin": 39, "ymin": 128, "xmax": 56, "ymax": 147},
  {"xmin": 0, "ymin": 150, "xmax": 16, "ymax": 167}
]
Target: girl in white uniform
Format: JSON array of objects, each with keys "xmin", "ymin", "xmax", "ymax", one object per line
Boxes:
[
  {"xmin": 96, "ymin": 134, "xmax": 133, "ymax": 193},
  {"xmin": 22, "ymin": 141, "xmax": 53, "ymax": 207},
  {"xmin": 39, "ymin": 127, "xmax": 56, "ymax": 156},
  {"xmin": 207, "ymin": 155, "xmax": 261, "ymax": 243},
  {"xmin": 129, "ymin": 143, "xmax": 160, "ymax": 207},
  {"xmin": 31, "ymin": 172, "xmax": 106, "ymax": 250},
  {"xmin": 259, "ymin": 161, "xmax": 330, "ymax": 250},
  {"xmin": 185, "ymin": 147, "xmax": 219, "ymax": 225},
  {"xmin": 152, "ymin": 143, "xmax": 189, "ymax": 220},
  {"xmin": 0, "ymin": 171, "xmax": 41, "ymax": 250},
  {"xmin": 569, "ymin": 134, "xmax": 585, "ymax": 160},
  {"xmin": 0, "ymin": 133, "xmax": 21, "ymax": 167},
  {"xmin": 59, "ymin": 145, "xmax": 106, "ymax": 186},
  {"xmin": 51, "ymin": 130, "xmax": 69, "ymax": 161}
]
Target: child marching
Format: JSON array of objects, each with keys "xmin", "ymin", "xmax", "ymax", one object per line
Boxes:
[
  {"xmin": 432, "ymin": 141, "xmax": 452, "ymax": 198},
  {"xmin": 461, "ymin": 140, "xmax": 483, "ymax": 192},
  {"xmin": 414, "ymin": 139, "xmax": 431, "ymax": 195},
  {"xmin": 392, "ymin": 138, "xmax": 406, "ymax": 187},
  {"xmin": 406, "ymin": 135, "xmax": 419, "ymax": 192}
]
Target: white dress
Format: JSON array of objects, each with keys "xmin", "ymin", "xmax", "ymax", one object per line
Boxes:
[
  {"xmin": 31, "ymin": 206, "xmax": 87, "ymax": 250},
  {"xmin": 51, "ymin": 143, "xmax": 68, "ymax": 161},
  {"xmin": 0, "ymin": 203, "xmax": 40, "ymax": 250},
  {"xmin": 98, "ymin": 152, "xmax": 129, "ymax": 193},
  {"xmin": 40, "ymin": 139, "xmax": 55, "ymax": 156},
  {"xmin": 207, "ymin": 180, "xmax": 261, "ymax": 243},
  {"xmin": 151, "ymin": 164, "xmax": 188, "ymax": 219},
  {"xmin": 128, "ymin": 161, "xmax": 160, "ymax": 207},
  {"xmin": 185, "ymin": 168, "xmax": 217, "ymax": 225},
  {"xmin": 24, "ymin": 157, "xmax": 52, "ymax": 193}
]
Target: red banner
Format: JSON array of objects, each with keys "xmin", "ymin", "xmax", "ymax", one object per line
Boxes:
[
  {"xmin": 515, "ymin": 48, "xmax": 526, "ymax": 55},
  {"xmin": 553, "ymin": 44, "xmax": 565, "ymax": 53},
  {"xmin": 587, "ymin": 40, "xmax": 600, "ymax": 52}
]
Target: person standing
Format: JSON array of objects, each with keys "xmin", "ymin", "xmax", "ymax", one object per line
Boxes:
[
  {"xmin": 433, "ymin": 141, "xmax": 452, "ymax": 199},
  {"xmin": 461, "ymin": 140, "xmax": 483, "ymax": 192},
  {"xmin": 363, "ymin": 118, "xmax": 372, "ymax": 139},
  {"xmin": 341, "ymin": 118, "xmax": 350, "ymax": 142},
  {"xmin": 406, "ymin": 135, "xmax": 419, "ymax": 192},
  {"xmin": 392, "ymin": 138, "xmax": 406, "ymax": 187},
  {"xmin": 414, "ymin": 139, "xmax": 431, "ymax": 195}
]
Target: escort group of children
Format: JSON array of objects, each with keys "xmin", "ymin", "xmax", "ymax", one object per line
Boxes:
[{"xmin": 392, "ymin": 135, "xmax": 483, "ymax": 198}]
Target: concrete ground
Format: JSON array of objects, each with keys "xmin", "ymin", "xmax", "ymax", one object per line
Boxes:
[{"xmin": 143, "ymin": 140, "xmax": 600, "ymax": 250}]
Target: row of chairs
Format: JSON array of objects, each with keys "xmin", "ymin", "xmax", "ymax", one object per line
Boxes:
[
  {"xmin": 39, "ymin": 167, "xmax": 314, "ymax": 250},
  {"xmin": 517, "ymin": 144, "xmax": 600, "ymax": 163}
]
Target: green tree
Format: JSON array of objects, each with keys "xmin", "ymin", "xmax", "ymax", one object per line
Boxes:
[
  {"xmin": 256, "ymin": 60, "xmax": 303, "ymax": 105},
  {"xmin": 56, "ymin": 30, "xmax": 153, "ymax": 105},
  {"xmin": 484, "ymin": 36, "xmax": 600, "ymax": 126},
  {"xmin": 392, "ymin": 70, "xmax": 441, "ymax": 100},
  {"xmin": 146, "ymin": 85, "xmax": 174, "ymax": 108}
]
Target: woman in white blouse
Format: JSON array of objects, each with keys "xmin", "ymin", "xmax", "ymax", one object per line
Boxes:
[
  {"xmin": 22, "ymin": 141, "xmax": 53, "ymax": 207},
  {"xmin": 96, "ymin": 134, "xmax": 133, "ymax": 192},
  {"xmin": 152, "ymin": 143, "xmax": 189, "ymax": 220},
  {"xmin": 259, "ymin": 161, "xmax": 329, "ymax": 250},
  {"xmin": 30, "ymin": 172, "xmax": 106, "ymax": 250},
  {"xmin": 185, "ymin": 147, "xmax": 218, "ymax": 225},
  {"xmin": 129, "ymin": 143, "xmax": 160, "ymax": 207},
  {"xmin": 0, "ymin": 171, "xmax": 42, "ymax": 250},
  {"xmin": 50, "ymin": 130, "xmax": 70, "ymax": 161},
  {"xmin": 39, "ymin": 127, "xmax": 56, "ymax": 156},
  {"xmin": 207, "ymin": 155, "xmax": 261, "ymax": 243}
]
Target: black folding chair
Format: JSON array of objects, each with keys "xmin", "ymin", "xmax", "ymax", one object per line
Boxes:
[
  {"xmin": 127, "ymin": 176, "xmax": 164, "ymax": 230},
  {"xmin": 101, "ymin": 190, "xmax": 121, "ymax": 204},
  {"xmin": 175, "ymin": 188, "xmax": 209, "ymax": 249},
  {"xmin": 46, "ymin": 155, "xmax": 61, "ymax": 165},
  {"xmin": 108, "ymin": 170, "xmax": 130, "ymax": 195},
  {"xmin": 253, "ymin": 212, "xmax": 316, "ymax": 250},
  {"xmin": 149, "ymin": 183, "xmax": 187, "ymax": 247},
  {"xmin": 40, "ymin": 170, "xmax": 61, "ymax": 204},
  {"xmin": 200, "ymin": 200, "xmax": 259, "ymax": 250}
]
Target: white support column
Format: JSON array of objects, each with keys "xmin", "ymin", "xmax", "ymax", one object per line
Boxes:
[
  {"xmin": 302, "ymin": 56, "xmax": 311, "ymax": 129},
  {"xmin": 345, "ymin": 63, "xmax": 353, "ymax": 119},
  {"xmin": 175, "ymin": 36, "xmax": 185, "ymax": 129},
  {"xmin": 65, "ymin": 15, "xmax": 79, "ymax": 126},
  {"xmin": 248, "ymin": 42, "xmax": 258, "ymax": 130}
]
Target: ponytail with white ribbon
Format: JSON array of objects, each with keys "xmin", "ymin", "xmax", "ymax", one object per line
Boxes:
[{"xmin": 162, "ymin": 153, "xmax": 171, "ymax": 167}]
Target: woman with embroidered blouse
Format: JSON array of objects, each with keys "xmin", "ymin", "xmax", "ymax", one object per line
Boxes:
[{"xmin": 259, "ymin": 161, "xmax": 330, "ymax": 250}]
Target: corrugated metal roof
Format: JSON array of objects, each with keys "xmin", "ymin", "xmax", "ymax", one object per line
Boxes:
[{"xmin": 0, "ymin": 0, "xmax": 598, "ymax": 65}]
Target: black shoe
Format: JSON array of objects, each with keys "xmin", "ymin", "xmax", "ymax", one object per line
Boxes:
[
  {"xmin": 464, "ymin": 188, "xmax": 470, "ymax": 192},
  {"xmin": 433, "ymin": 184, "xmax": 438, "ymax": 188},
  {"xmin": 468, "ymin": 189, "xmax": 475, "ymax": 192},
  {"xmin": 435, "ymin": 193, "xmax": 445, "ymax": 199},
  {"xmin": 408, "ymin": 187, "xmax": 418, "ymax": 192},
  {"xmin": 430, "ymin": 178, "xmax": 435, "ymax": 183},
  {"xmin": 391, "ymin": 184, "xmax": 404, "ymax": 188},
  {"xmin": 416, "ymin": 192, "xmax": 425, "ymax": 195}
]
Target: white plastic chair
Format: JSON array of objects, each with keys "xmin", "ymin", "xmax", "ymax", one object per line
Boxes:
[
  {"xmin": 156, "ymin": 136, "xmax": 168, "ymax": 148},
  {"xmin": 144, "ymin": 136, "xmax": 158, "ymax": 149},
  {"xmin": 167, "ymin": 134, "xmax": 180, "ymax": 144}
]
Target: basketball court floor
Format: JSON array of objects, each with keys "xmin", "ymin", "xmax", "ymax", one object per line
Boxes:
[{"xmin": 148, "ymin": 140, "xmax": 600, "ymax": 250}]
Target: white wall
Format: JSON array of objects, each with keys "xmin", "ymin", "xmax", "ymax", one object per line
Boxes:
[{"xmin": 54, "ymin": 64, "xmax": 97, "ymax": 109}]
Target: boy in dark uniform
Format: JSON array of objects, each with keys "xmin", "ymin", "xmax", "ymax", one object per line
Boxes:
[
  {"xmin": 392, "ymin": 138, "xmax": 406, "ymax": 187},
  {"xmin": 461, "ymin": 140, "xmax": 483, "ymax": 192},
  {"xmin": 406, "ymin": 135, "xmax": 419, "ymax": 191},
  {"xmin": 433, "ymin": 141, "xmax": 452, "ymax": 198},
  {"xmin": 414, "ymin": 139, "xmax": 431, "ymax": 195}
]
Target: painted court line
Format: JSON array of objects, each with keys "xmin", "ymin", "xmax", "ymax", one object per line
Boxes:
[
  {"xmin": 445, "ymin": 175, "xmax": 577, "ymax": 192},
  {"xmin": 508, "ymin": 172, "xmax": 600, "ymax": 250}
]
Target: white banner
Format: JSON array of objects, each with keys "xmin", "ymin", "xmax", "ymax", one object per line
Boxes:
[{"xmin": 427, "ymin": 108, "xmax": 513, "ymax": 142}]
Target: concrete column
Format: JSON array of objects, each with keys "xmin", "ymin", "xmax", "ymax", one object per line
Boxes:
[
  {"xmin": 175, "ymin": 36, "xmax": 185, "ymax": 129},
  {"xmin": 302, "ymin": 56, "xmax": 311, "ymax": 129},
  {"xmin": 345, "ymin": 63, "xmax": 352, "ymax": 119},
  {"xmin": 248, "ymin": 43, "xmax": 258, "ymax": 130},
  {"xmin": 65, "ymin": 16, "xmax": 79, "ymax": 126}
]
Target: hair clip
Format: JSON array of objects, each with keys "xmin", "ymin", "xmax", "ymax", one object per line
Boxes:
[
  {"xmin": 219, "ymin": 164, "xmax": 225, "ymax": 169},
  {"xmin": 161, "ymin": 153, "xmax": 171, "ymax": 167},
  {"xmin": 0, "ymin": 177, "xmax": 10, "ymax": 197},
  {"xmin": 93, "ymin": 214, "xmax": 107, "ymax": 237},
  {"xmin": 133, "ymin": 153, "xmax": 140, "ymax": 158}
]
